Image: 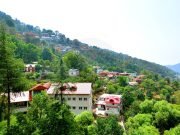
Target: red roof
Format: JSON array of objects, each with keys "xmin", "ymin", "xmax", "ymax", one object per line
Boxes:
[
  {"xmin": 105, "ymin": 96, "xmax": 120, "ymax": 104},
  {"xmin": 30, "ymin": 82, "xmax": 51, "ymax": 91}
]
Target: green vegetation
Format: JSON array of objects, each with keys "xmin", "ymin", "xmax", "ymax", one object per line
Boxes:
[
  {"xmin": 0, "ymin": 11, "xmax": 176, "ymax": 78},
  {"xmin": 0, "ymin": 11, "xmax": 180, "ymax": 135},
  {"xmin": 0, "ymin": 24, "xmax": 30, "ymax": 129}
]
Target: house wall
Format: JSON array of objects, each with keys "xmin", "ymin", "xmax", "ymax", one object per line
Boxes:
[
  {"xmin": 105, "ymin": 103, "xmax": 120, "ymax": 115},
  {"xmin": 11, "ymin": 101, "xmax": 28, "ymax": 113},
  {"xmin": 63, "ymin": 94, "xmax": 92, "ymax": 115}
]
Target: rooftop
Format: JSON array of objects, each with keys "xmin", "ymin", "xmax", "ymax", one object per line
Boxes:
[
  {"xmin": 10, "ymin": 91, "xmax": 29, "ymax": 103},
  {"xmin": 47, "ymin": 83, "xmax": 92, "ymax": 95},
  {"xmin": 96, "ymin": 93, "xmax": 122, "ymax": 105},
  {"xmin": 30, "ymin": 82, "xmax": 51, "ymax": 91}
]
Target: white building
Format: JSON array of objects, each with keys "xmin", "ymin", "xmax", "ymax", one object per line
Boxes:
[
  {"xmin": 9, "ymin": 83, "xmax": 92, "ymax": 115},
  {"xmin": 47, "ymin": 83, "xmax": 93, "ymax": 114},
  {"xmin": 95, "ymin": 94, "xmax": 122, "ymax": 116},
  {"xmin": 68, "ymin": 69, "xmax": 80, "ymax": 76},
  {"xmin": 10, "ymin": 91, "xmax": 30, "ymax": 113}
]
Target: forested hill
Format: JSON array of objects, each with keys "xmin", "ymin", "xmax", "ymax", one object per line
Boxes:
[{"xmin": 0, "ymin": 11, "xmax": 175, "ymax": 77}]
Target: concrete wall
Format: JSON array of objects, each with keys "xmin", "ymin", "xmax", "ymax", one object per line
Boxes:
[{"xmin": 63, "ymin": 94, "xmax": 92, "ymax": 115}]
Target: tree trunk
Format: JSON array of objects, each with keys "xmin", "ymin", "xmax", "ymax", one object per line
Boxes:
[
  {"xmin": 7, "ymin": 85, "xmax": 10, "ymax": 129},
  {"xmin": 7, "ymin": 67, "xmax": 10, "ymax": 130}
]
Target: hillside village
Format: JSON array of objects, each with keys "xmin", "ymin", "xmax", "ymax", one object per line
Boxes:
[
  {"xmin": 10, "ymin": 64, "xmax": 144, "ymax": 116},
  {"xmin": 0, "ymin": 11, "xmax": 180, "ymax": 135}
]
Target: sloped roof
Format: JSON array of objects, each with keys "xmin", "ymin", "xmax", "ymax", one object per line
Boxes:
[
  {"xmin": 47, "ymin": 83, "xmax": 92, "ymax": 95},
  {"xmin": 96, "ymin": 94, "xmax": 122, "ymax": 105},
  {"xmin": 30, "ymin": 82, "xmax": 51, "ymax": 91},
  {"xmin": 10, "ymin": 91, "xmax": 29, "ymax": 103}
]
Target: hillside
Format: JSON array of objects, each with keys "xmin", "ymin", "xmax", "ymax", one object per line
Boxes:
[
  {"xmin": 0, "ymin": 11, "xmax": 176, "ymax": 78},
  {"xmin": 167, "ymin": 63, "xmax": 180, "ymax": 73}
]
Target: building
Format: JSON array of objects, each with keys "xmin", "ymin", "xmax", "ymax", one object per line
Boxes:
[
  {"xmin": 25, "ymin": 64, "xmax": 36, "ymax": 72},
  {"xmin": 9, "ymin": 82, "xmax": 92, "ymax": 115},
  {"xmin": 95, "ymin": 94, "xmax": 122, "ymax": 116},
  {"xmin": 47, "ymin": 83, "xmax": 92, "ymax": 114},
  {"xmin": 25, "ymin": 62, "xmax": 38, "ymax": 72},
  {"xmin": 29, "ymin": 82, "xmax": 51, "ymax": 97},
  {"xmin": 68, "ymin": 69, "xmax": 79, "ymax": 76},
  {"xmin": 10, "ymin": 91, "xmax": 30, "ymax": 113}
]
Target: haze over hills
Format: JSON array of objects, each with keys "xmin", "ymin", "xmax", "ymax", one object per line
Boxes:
[
  {"xmin": 167, "ymin": 63, "xmax": 180, "ymax": 73},
  {"xmin": 0, "ymin": 11, "xmax": 176, "ymax": 78}
]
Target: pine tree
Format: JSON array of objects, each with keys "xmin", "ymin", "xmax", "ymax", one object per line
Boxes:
[{"xmin": 0, "ymin": 24, "xmax": 28, "ymax": 130}]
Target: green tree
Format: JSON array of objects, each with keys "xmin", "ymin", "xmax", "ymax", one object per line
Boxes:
[
  {"xmin": 87, "ymin": 124, "xmax": 98, "ymax": 135},
  {"xmin": 117, "ymin": 76, "xmax": 128, "ymax": 87},
  {"xmin": 153, "ymin": 100, "xmax": 180, "ymax": 133},
  {"xmin": 133, "ymin": 125, "xmax": 160, "ymax": 135},
  {"xmin": 140, "ymin": 99, "xmax": 155, "ymax": 114},
  {"xmin": 122, "ymin": 88, "xmax": 135, "ymax": 109},
  {"xmin": 57, "ymin": 59, "xmax": 67, "ymax": 81},
  {"xmin": 8, "ymin": 92, "xmax": 79, "ymax": 135},
  {"xmin": 42, "ymin": 48, "xmax": 53, "ymax": 61},
  {"xmin": 63, "ymin": 51, "xmax": 87, "ymax": 71},
  {"xmin": 126, "ymin": 114, "xmax": 153, "ymax": 130},
  {"xmin": 0, "ymin": 24, "xmax": 28, "ymax": 129},
  {"xmin": 164, "ymin": 124, "xmax": 180, "ymax": 135},
  {"xmin": 75, "ymin": 111, "xmax": 94, "ymax": 135},
  {"xmin": 96, "ymin": 115, "xmax": 123, "ymax": 135}
]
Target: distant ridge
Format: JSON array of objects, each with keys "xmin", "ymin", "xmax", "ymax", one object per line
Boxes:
[{"xmin": 166, "ymin": 63, "xmax": 180, "ymax": 73}]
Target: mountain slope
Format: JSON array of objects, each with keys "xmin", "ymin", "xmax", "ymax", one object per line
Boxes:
[
  {"xmin": 167, "ymin": 63, "xmax": 180, "ymax": 73},
  {"xmin": 0, "ymin": 11, "xmax": 176, "ymax": 78}
]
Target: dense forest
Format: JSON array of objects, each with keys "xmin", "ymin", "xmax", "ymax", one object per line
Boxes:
[{"xmin": 0, "ymin": 11, "xmax": 180, "ymax": 135}]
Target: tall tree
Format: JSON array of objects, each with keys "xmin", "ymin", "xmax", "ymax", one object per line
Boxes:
[
  {"xmin": 42, "ymin": 48, "xmax": 53, "ymax": 61},
  {"xmin": 96, "ymin": 115, "xmax": 123, "ymax": 135},
  {"xmin": 63, "ymin": 51, "xmax": 87, "ymax": 71},
  {"xmin": 0, "ymin": 24, "xmax": 28, "ymax": 129},
  {"xmin": 7, "ymin": 92, "xmax": 79, "ymax": 135},
  {"xmin": 57, "ymin": 59, "xmax": 67, "ymax": 81}
]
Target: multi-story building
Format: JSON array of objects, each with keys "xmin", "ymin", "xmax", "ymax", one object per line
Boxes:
[
  {"xmin": 47, "ymin": 83, "xmax": 92, "ymax": 115},
  {"xmin": 9, "ymin": 82, "xmax": 92, "ymax": 115},
  {"xmin": 95, "ymin": 94, "xmax": 122, "ymax": 116}
]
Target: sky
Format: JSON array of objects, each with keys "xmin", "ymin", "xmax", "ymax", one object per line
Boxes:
[{"xmin": 0, "ymin": 0, "xmax": 180, "ymax": 65}]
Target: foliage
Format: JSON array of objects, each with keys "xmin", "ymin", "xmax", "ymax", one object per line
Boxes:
[
  {"xmin": 7, "ymin": 92, "xmax": 79, "ymax": 135},
  {"xmin": 96, "ymin": 115, "xmax": 123, "ymax": 135},
  {"xmin": 57, "ymin": 59, "xmax": 67, "ymax": 81},
  {"xmin": 63, "ymin": 51, "xmax": 87, "ymax": 71},
  {"xmin": 87, "ymin": 124, "xmax": 98, "ymax": 135},
  {"xmin": 174, "ymin": 90, "xmax": 180, "ymax": 104},
  {"xmin": 164, "ymin": 124, "xmax": 180, "ymax": 135},
  {"xmin": 0, "ymin": 11, "xmax": 176, "ymax": 77},
  {"xmin": 132, "ymin": 125, "xmax": 160, "ymax": 135},
  {"xmin": 139, "ymin": 99, "xmax": 155, "ymax": 114},
  {"xmin": 0, "ymin": 24, "xmax": 29, "ymax": 129},
  {"xmin": 75, "ymin": 111, "xmax": 94, "ymax": 135},
  {"xmin": 42, "ymin": 48, "xmax": 53, "ymax": 61},
  {"xmin": 117, "ymin": 76, "xmax": 128, "ymax": 87}
]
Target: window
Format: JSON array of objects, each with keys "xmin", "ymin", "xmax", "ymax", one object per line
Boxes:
[
  {"xmin": 72, "ymin": 106, "xmax": 76, "ymax": 109},
  {"xmin": 68, "ymin": 97, "xmax": 71, "ymax": 100},
  {"xmin": 84, "ymin": 107, "xmax": 87, "ymax": 110},
  {"xmin": 79, "ymin": 107, "xmax": 82, "ymax": 110},
  {"xmin": 84, "ymin": 98, "xmax": 87, "ymax": 101},
  {"xmin": 79, "ymin": 98, "xmax": 82, "ymax": 101},
  {"xmin": 73, "ymin": 97, "xmax": 76, "ymax": 101}
]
